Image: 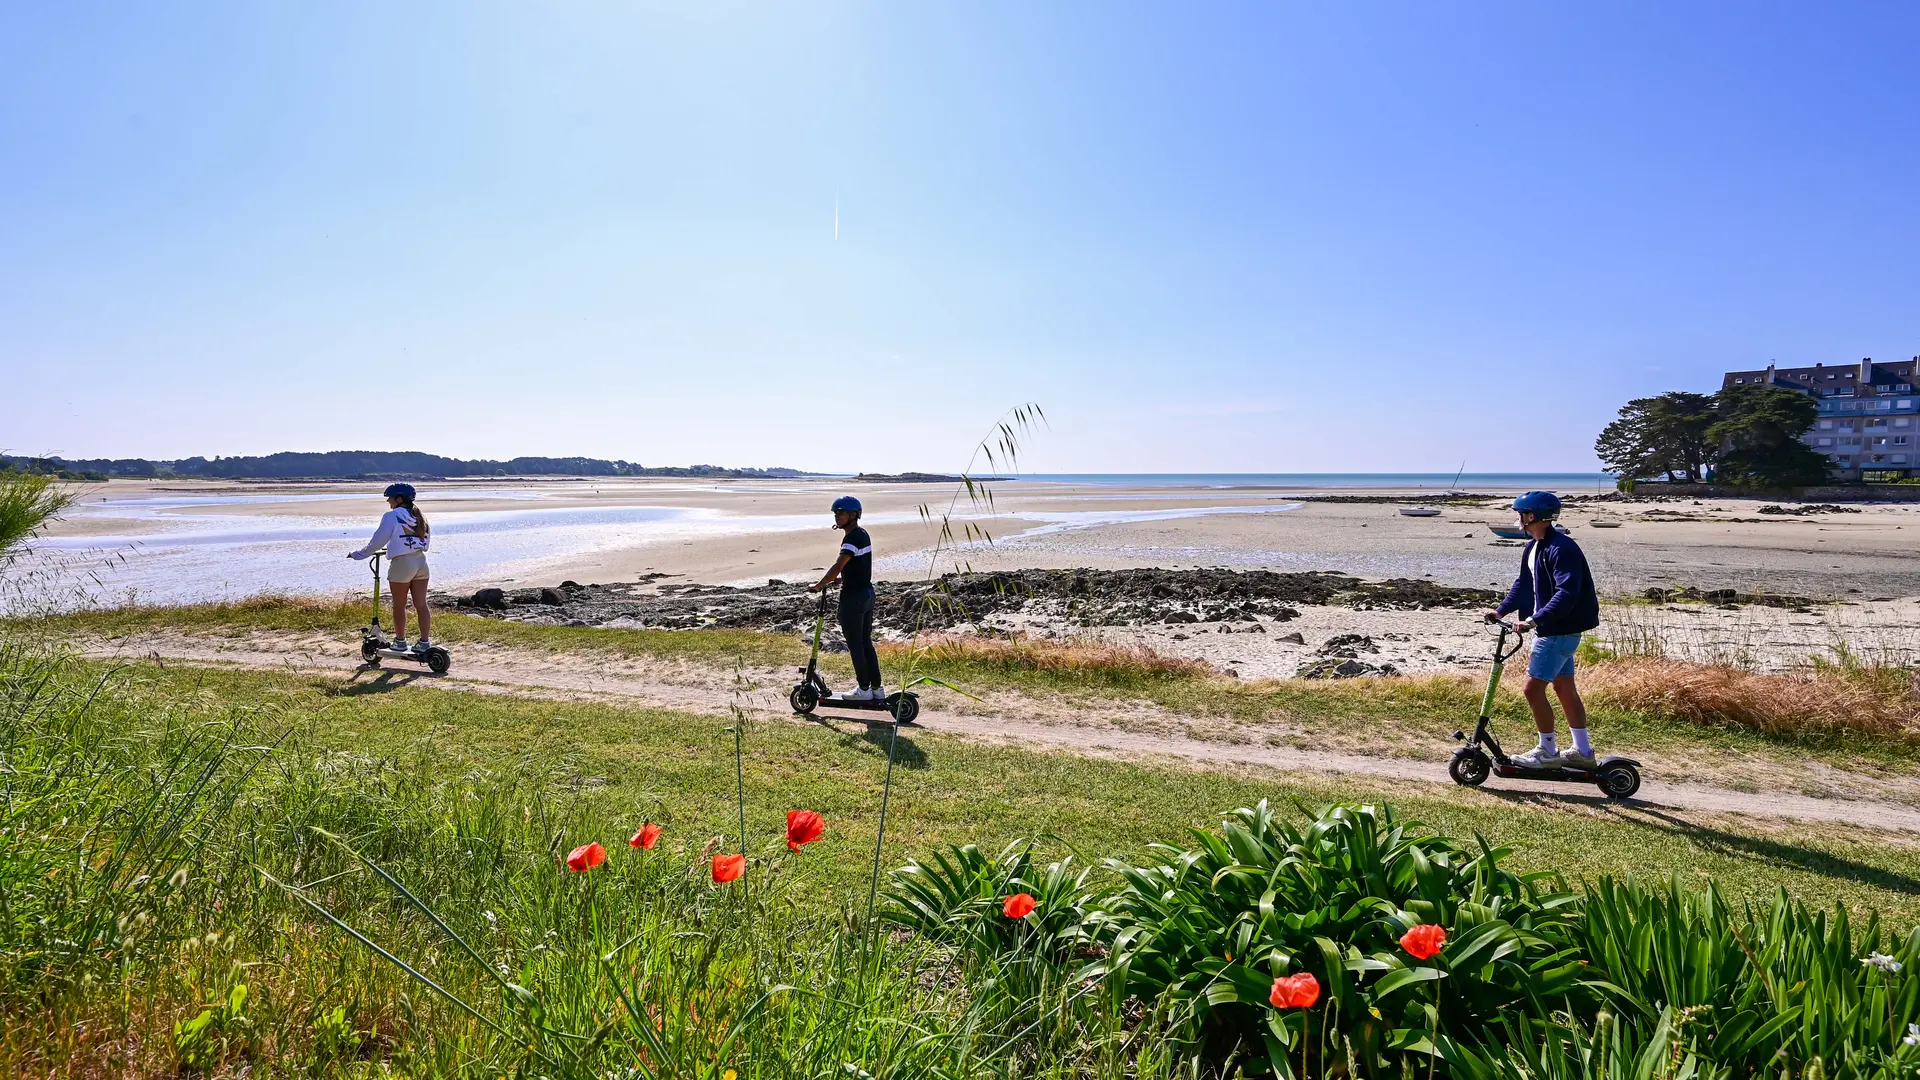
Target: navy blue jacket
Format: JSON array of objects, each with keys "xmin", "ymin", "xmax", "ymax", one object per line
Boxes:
[{"xmin": 1495, "ymin": 530, "xmax": 1600, "ymax": 637}]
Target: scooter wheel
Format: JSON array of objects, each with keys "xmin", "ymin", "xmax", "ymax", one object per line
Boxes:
[
  {"xmin": 1596, "ymin": 762, "xmax": 1641, "ymax": 800},
  {"xmin": 887, "ymin": 693, "xmax": 920, "ymax": 725},
  {"xmin": 361, "ymin": 640, "xmax": 382, "ymax": 666},
  {"xmin": 1449, "ymin": 749, "xmax": 1491, "ymax": 787},
  {"xmin": 789, "ymin": 685, "xmax": 819, "ymax": 715},
  {"xmin": 425, "ymin": 647, "xmax": 452, "ymax": 675}
]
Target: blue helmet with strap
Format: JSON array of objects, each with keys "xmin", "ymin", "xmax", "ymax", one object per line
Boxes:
[
  {"xmin": 1512, "ymin": 490, "xmax": 1561, "ymax": 519},
  {"xmin": 384, "ymin": 483, "xmax": 416, "ymax": 500},
  {"xmin": 831, "ymin": 495, "xmax": 862, "ymax": 514}
]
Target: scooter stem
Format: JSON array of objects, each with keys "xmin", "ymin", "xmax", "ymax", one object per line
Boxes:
[{"xmin": 370, "ymin": 551, "xmax": 383, "ymax": 630}]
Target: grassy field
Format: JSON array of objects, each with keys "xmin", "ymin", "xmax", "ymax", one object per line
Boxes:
[
  {"xmin": 8, "ymin": 622, "xmax": 1920, "ymax": 1077},
  {"xmin": 36, "ymin": 597, "xmax": 1920, "ymax": 775},
  {"xmin": 70, "ymin": 655, "xmax": 1920, "ymax": 918}
]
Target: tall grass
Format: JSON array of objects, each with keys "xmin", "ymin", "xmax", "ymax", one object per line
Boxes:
[{"xmin": 0, "ymin": 469, "xmax": 75, "ymax": 566}]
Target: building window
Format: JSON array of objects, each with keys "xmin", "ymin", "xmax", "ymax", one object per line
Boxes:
[
  {"xmin": 1897, "ymin": 456, "xmax": 1911, "ymax": 464},
  {"xmin": 1839, "ymin": 456, "xmax": 1853, "ymax": 463},
  {"xmin": 1900, "ymin": 384, "xmax": 1913, "ymax": 392},
  {"xmin": 1900, "ymin": 400, "xmax": 1914, "ymax": 409},
  {"xmin": 1817, "ymin": 437, "xmax": 1834, "ymax": 446},
  {"xmin": 1877, "ymin": 384, "xmax": 1892, "ymax": 392},
  {"xmin": 1818, "ymin": 420, "xmax": 1833, "ymax": 429},
  {"xmin": 1899, "ymin": 418, "xmax": 1912, "ymax": 428},
  {"xmin": 1898, "ymin": 437, "xmax": 1910, "ymax": 446}
]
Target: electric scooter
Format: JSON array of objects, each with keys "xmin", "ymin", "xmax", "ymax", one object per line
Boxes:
[
  {"xmin": 788, "ymin": 590, "xmax": 920, "ymax": 724},
  {"xmin": 358, "ymin": 551, "xmax": 453, "ymax": 674},
  {"xmin": 1449, "ymin": 619, "xmax": 1640, "ymax": 799}
]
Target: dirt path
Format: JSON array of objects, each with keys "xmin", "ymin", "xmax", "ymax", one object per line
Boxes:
[{"xmin": 80, "ymin": 630, "xmax": 1920, "ymax": 836}]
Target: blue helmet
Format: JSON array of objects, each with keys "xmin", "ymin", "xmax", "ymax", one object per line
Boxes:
[
  {"xmin": 383, "ymin": 483, "xmax": 416, "ymax": 500},
  {"xmin": 831, "ymin": 495, "xmax": 862, "ymax": 514},
  {"xmin": 1512, "ymin": 490, "xmax": 1561, "ymax": 519}
]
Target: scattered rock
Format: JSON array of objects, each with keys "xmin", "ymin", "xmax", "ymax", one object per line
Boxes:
[
  {"xmin": 1276, "ymin": 631, "xmax": 1306, "ymax": 644},
  {"xmin": 467, "ymin": 588, "xmax": 506, "ymax": 610},
  {"xmin": 1641, "ymin": 585, "xmax": 1815, "ymax": 608},
  {"xmin": 1317, "ymin": 634, "xmax": 1379, "ymax": 657},
  {"xmin": 1296, "ymin": 657, "xmax": 1397, "ymax": 679},
  {"xmin": 435, "ymin": 567, "xmax": 1485, "ymax": 635},
  {"xmin": 1758, "ymin": 504, "xmax": 1862, "ymax": 516}
]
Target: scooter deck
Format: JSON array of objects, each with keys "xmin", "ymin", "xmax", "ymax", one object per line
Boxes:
[
  {"xmin": 819, "ymin": 696, "xmax": 903, "ymax": 710},
  {"xmin": 1493, "ymin": 764, "xmax": 1599, "ymax": 782}
]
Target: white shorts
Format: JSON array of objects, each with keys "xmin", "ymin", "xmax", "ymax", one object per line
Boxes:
[{"xmin": 387, "ymin": 553, "xmax": 429, "ymax": 584}]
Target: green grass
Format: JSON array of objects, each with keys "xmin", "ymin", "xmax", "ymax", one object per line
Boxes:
[
  {"xmin": 107, "ymin": 660, "xmax": 1920, "ymax": 921},
  {"xmin": 9, "ymin": 628, "xmax": 1920, "ymax": 1077},
  {"xmin": 35, "ymin": 597, "xmax": 1920, "ymax": 777}
]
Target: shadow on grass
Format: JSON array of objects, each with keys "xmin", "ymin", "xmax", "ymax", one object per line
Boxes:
[
  {"xmin": 798, "ymin": 712, "xmax": 931, "ymax": 770},
  {"xmin": 1477, "ymin": 787, "xmax": 1920, "ymax": 895},
  {"xmin": 1629, "ymin": 807, "xmax": 1920, "ymax": 896},
  {"xmin": 321, "ymin": 668, "xmax": 432, "ymax": 696}
]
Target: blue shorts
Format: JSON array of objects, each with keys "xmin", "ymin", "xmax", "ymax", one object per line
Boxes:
[{"xmin": 1527, "ymin": 633, "xmax": 1581, "ymax": 680}]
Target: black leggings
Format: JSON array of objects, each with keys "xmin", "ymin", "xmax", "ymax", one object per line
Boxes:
[{"xmin": 838, "ymin": 585, "xmax": 883, "ymax": 690}]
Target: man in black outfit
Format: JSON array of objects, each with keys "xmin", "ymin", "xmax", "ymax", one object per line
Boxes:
[{"xmin": 809, "ymin": 496, "xmax": 885, "ymax": 701}]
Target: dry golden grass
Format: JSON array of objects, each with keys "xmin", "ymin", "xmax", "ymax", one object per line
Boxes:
[{"xmin": 1563, "ymin": 657, "xmax": 1920, "ymax": 740}]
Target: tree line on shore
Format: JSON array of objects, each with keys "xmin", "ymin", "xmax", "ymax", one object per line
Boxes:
[
  {"xmin": 1596, "ymin": 383, "xmax": 1831, "ymax": 488},
  {"xmin": 0, "ymin": 450, "xmax": 815, "ymax": 482}
]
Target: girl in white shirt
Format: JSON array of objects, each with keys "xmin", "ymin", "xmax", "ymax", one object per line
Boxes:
[{"xmin": 349, "ymin": 483, "xmax": 434, "ymax": 652}]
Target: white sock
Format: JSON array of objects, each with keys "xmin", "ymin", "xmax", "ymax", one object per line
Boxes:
[
  {"xmin": 1572, "ymin": 728, "xmax": 1592, "ymax": 756},
  {"xmin": 1538, "ymin": 731, "xmax": 1557, "ymax": 754}
]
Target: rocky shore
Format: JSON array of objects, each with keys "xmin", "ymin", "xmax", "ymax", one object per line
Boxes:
[{"xmin": 438, "ymin": 567, "xmax": 1500, "ymax": 637}]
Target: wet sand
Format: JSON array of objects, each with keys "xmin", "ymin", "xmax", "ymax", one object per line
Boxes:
[
  {"xmin": 45, "ymin": 478, "xmax": 1920, "ymax": 596},
  {"xmin": 35, "ymin": 478, "xmax": 1920, "ymax": 674}
]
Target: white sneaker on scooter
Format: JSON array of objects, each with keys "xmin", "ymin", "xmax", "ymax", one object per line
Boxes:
[
  {"xmin": 841, "ymin": 688, "xmax": 876, "ymax": 702},
  {"xmin": 1510, "ymin": 745, "xmax": 1564, "ymax": 769}
]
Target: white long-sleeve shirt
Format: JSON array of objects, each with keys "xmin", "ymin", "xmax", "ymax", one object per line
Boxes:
[{"xmin": 350, "ymin": 508, "xmax": 429, "ymax": 559}]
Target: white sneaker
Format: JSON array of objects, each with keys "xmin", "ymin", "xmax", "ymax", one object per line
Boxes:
[
  {"xmin": 1559, "ymin": 750, "xmax": 1597, "ymax": 770},
  {"xmin": 1511, "ymin": 746, "xmax": 1564, "ymax": 768},
  {"xmin": 391, "ymin": 638, "xmax": 408, "ymax": 652},
  {"xmin": 838, "ymin": 688, "xmax": 872, "ymax": 702}
]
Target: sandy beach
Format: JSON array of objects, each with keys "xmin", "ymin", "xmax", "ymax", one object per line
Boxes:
[{"xmin": 34, "ymin": 476, "xmax": 1920, "ymax": 678}]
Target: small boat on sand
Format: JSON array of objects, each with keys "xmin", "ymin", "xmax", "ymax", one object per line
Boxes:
[
  {"xmin": 1590, "ymin": 520, "xmax": 1622, "ymax": 528},
  {"xmin": 1399, "ymin": 507, "xmax": 1442, "ymax": 517}
]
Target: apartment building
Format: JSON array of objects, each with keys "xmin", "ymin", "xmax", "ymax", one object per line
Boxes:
[{"xmin": 1722, "ymin": 358, "xmax": 1920, "ymax": 481}]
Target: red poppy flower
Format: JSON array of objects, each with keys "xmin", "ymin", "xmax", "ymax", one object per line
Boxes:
[
  {"xmin": 712, "ymin": 853, "xmax": 745, "ymax": 883},
  {"xmin": 565, "ymin": 842, "xmax": 606, "ymax": 872},
  {"xmin": 1400, "ymin": 923, "xmax": 1447, "ymax": 960},
  {"xmin": 1002, "ymin": 893, "xmax": 1037, "ymax": 919},
  {"xmin": 786, "ymin": 810, "xmax": 825, "ymax": 851},
  {"xmin": 630, "ymin": 823, "xmax": 662, "ymax": 850},
  {"xmin": 1269, "ymin": 972, "xmax": 1321, "ymax": 1009}
]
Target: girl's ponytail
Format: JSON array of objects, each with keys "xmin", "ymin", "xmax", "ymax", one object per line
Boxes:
[{"xmin": 401, "ymin": 496, "xmax": 428, "ymax": 537}]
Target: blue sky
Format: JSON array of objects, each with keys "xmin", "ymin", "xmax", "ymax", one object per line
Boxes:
[{"xmin": 4, "ymin": 2, "xmax": 1916, "ymax": 473}]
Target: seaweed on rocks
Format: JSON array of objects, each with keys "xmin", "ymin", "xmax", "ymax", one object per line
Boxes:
[{"xmin": 439, "ymin": 568, "xmax": 1498, "ymax": 636}]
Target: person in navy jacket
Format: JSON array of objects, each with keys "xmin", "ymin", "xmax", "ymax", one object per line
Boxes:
[{"xmin": 1485, "ymin": 491, "xmax": 1602, "ymax": 768}]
